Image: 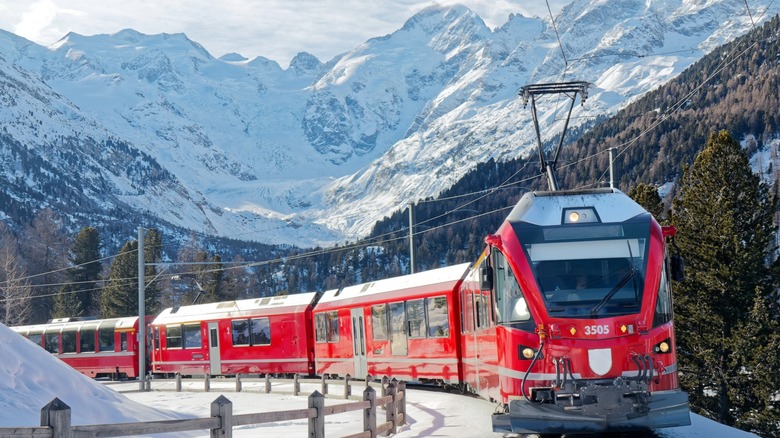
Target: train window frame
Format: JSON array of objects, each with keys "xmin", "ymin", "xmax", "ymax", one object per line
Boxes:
[
  {"xmin": 98, "ymin": 328, "xmax": 115, "ymax": 352},
  {"xmin": 426, "ymin": 296, "xmax": 450, "ymax": 338},
  {"xmin": 183, "ymin": 323, "xmax": 202, "ymax": 349},
  {"xmin": 80, "ymin": 328, "xmax": 96, "ymax": 353},
  {"xmin": 44, "ymin": 332, "xmax": 59, "ymax": 354},
  {"xmin": 389, "ymin": 302, "xmax": 408, "ymax": 356},
  {"xmin": 61, "ymin": 329, "xmax": 77, "ymax": 354},
  {"xmin": 250, "ymin": 318, "xmax": 271, "ymax": 346},
  {"xmin": 315, "ymin": 311, "xmax": 340, "ymax": 343},
  {"xmin": 371, "ymin": 304, "xmax": 389, "ymax": 340},
  {"xmin": 653, "ymin": 255, "xmax": 674, "ymax": 327},
  {"xmin": 492, "ymin": 249, "xmax": 533, "ymax": 326},
  {"xmin": 166, "ymin": 325, "xmax": 183, "ymax": 349},
  {"xmin": 406, "ymin": 299, "xmax": 426, "ymax": 339},
  {"xmin": 120, "ymin": 332, "xmax": 128, "ymax": 351},
  {"xmin": 232, "ymin": 320, "xmax": 250, "ymax": 346}
]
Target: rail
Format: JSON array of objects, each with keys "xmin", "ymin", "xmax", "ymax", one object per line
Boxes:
[{"xmin": 0, "ymin": 376, "xmax": 407, "ymax": 438}]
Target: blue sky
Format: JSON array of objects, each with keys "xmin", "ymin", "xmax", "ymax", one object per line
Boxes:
[{"xmin": 0, "ymin": 0, "xmax": 570, "ymax": 67}]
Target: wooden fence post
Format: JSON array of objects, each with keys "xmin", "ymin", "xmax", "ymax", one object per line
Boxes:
[
  {"xmin": 209, "ymin": 395, "xmax": 233, "ymax": 438},
  {"xmin": 381, "ymin": 377, "xmax": 389, "ymax": 411},
  {"xmin": 176, "ymin": 373, "xmax": 182, "ymax": 392},
  {"xmin": 321, "ymin": 374, "xmax": 328, "ymax": 396},
  {"xmin": 344, "ymin": 374, "xmax": 352, "ymax": 399},
  {"xmin": 385, "ymin": 381, "xmax": 397, "ymax": 436},
  {"xmin": 265, "ymin": 374, "xmax": 271, "ymax": 393},
  {"xmin": 294, "ymin": 373, "xmax": 301, "ymax": 396},
  {"xmin": 308, "ymin": 391, "xmax": 325, "ymax": 438},
  {"xmin": 363, "ymin": 386, "xmax": 377, "ymax": 438},
  {"xmin": 205, "ymin": 373, "xmax": 211, "ymax": 392},
  {"xmin": 397, "ymin": 381, "xmax": 406, "ymax": 426},
  {"xmin": 40, "ymin": 398, "xmax": 71, "ymax": 438},
  {"xmin": 235, "ymin": 374, "xmax": 242, "ymax": 392}
]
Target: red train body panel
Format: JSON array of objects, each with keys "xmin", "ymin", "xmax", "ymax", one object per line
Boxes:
[
  {"xmin": 10, "ymin": 316, "xmax": 147, "ymax": 379},
  {"xmin": 313, "ymin": 263, "xmax": 468, "ymax": 384},
  {"xmin": 149, "ymin": 293, "xmax": 317, "ymax": 376}
]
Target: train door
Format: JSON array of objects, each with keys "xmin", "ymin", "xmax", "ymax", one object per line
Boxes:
[
  {"xmin": 207, "ymin": 322, "xmax": 221, "ymax": 375},
  {"xmin": 350, "ymin": 308, "xmax": 367, "ymax": 378},
  {"xmin": 389, "ymin": 302, "xmax": 408, "ymax": 356}
]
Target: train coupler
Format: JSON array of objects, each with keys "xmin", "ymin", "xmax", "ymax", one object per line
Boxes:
[{"xmin": 493, "ymin": 381, "xmax": 690, "ymax": 434}]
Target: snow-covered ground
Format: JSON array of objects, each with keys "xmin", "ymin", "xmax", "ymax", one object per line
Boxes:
[{"xmin": 0, "ymin": 322, "xmax": 759, "ymax": 437}]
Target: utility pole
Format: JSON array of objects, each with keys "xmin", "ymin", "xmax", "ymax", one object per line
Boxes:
[
  {"xmin": 408, "ymin": 202, "xmax": 415, "ymax": 274},
  {"xmin": 609, "ymin": 147, "xmax": 616, "ymax": 189},
  {"xmin": 137, "ymin": 227, "xmax": 146, "ymax": 391}
]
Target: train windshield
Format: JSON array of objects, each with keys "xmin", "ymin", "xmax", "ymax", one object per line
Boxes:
[{"xmin": 516, "ymin": 219, "xmax": 650, "ymax": 319}]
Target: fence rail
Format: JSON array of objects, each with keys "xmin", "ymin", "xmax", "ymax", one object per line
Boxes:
[{"xmin": 0, "ymin": 376, "xmax": 407, "ymax": 438}]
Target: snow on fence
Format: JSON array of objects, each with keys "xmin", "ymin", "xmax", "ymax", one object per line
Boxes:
[{"xmin": 0, "ymin": 375, "xmax": 407, "ymax": 438}]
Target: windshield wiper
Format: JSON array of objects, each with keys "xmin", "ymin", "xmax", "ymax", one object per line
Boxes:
[{"xmin": 591, "ymin": 267, "xmax": 636, "ymax": 315}]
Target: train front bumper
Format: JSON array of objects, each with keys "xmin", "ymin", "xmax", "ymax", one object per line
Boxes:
[{"xmin": 492, "ymin": 388, "xmax": 690, "ymax": 434}]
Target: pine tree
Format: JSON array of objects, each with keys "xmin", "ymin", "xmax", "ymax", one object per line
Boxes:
[
  {"xmin": 671, "ymin": 130, "xmax": 779, "ymax": 434},
  {"xmin": 628, "ymin": 182, "xmax": 665, "ymax": 220},
  {"xmin": 143, "ymin": 228, "xmax": 162, "ymax": 315},
  {"xmin": 21, "ymin": 209, "xmax": 69, "ymax": 322},
  {"xmin": 101, "ymin": 241, "xmax": 138, "ymax": 318},
  {"xmin": 54, "ymin": 227, "xmax": 101, "ymax": 318}
]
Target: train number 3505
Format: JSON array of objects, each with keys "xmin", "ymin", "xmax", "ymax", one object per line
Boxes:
[{"xmin": 584, "ymin": 325, "xmax": 610, "ymax": 335}]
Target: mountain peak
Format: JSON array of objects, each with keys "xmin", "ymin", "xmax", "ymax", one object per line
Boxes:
[{"xmin": 289, "ymin": 51, "xmax": 323, "ymax": 75}]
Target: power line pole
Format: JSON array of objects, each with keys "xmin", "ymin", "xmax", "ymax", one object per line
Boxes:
[
  {"xmin": 137, "ymin": 226, "xmax": 146, "ymax": 391},
  {"xmin": 408, "ymin": 202, "xmax": 415, "ymax": 274}
]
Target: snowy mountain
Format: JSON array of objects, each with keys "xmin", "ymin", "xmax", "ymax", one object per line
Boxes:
[{"xmin": 0, "ymin": 0, "xmax": 777, "ymax": 246}]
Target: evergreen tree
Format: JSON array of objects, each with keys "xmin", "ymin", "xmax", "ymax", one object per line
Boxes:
[
  {"xmin": 21, "ymin": 209, "xmax": 69, "ymax": 322},
  {"xmin": 54, "ymin": 227, "xmax": 101, "ymax": 317},
  {"xmin": 143, "ymin": 228, "xmax": 162, "ymax": 315},
  {"xmin": 101, "ymin": 241, "xmax": 138, "ymax": 318},
  {"xmin": 628, "ymin": 183, "xmax": 665, "ymax": 221},
  {"xmin": 671, "ymin": 130, "xmax": 779, "ymax": 434},
  {"xmin": 202, "ymin": 254, "xmax": 225, "ymax": 303}
]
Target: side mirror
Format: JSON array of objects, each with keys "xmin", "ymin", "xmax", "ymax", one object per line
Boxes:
[
  {"xmin": 481, "ymin": 266, "xmax": 494, "ymax": 291},
  {"xmin": 671, "ymin": 255, "xmax": 685, "ymax": 282}
]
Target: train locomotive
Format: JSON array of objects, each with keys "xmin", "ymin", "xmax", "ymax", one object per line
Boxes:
[{"xmin": 482, "ymin": 187, "xmax": 690, "ymax": 433}]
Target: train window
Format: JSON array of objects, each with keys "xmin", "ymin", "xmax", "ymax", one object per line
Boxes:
[
  {"xmin": 183, "ymin": 324, "xmax": 202, "ymax": 348},
  {"xmin": 493, "ymin": 250, "xmax": 532, "ymax": 324},
  {"xmin": 80, "ymin": 328, "xmax": 96, "ymax": 353},
  {"xmin": 120, "ymin": 332, "xmax": 128, "ymax": 351},
  {"xmin": 29, "ymin": 333, "xmax": 43, "ymax": 347},
  {"xmin": 61, "ymin": 331, "xmax": 77, "ymax": 354},
  {"xmin": 389, "ymin": 302, "xmax": 408, "ymax": 356},
  {"xmin": 232, "ymin": 320, "xmax": 250, "ymax": 346},
  {"xmin": 371, "ymin": 304, "xmax": 388, "ymax": 340},
  {"xmin": 153, "ymin": 327, "xmax": 160, "ymax": 350},
  {"xmin": 315, "ymin": 311, "xmax": 339, "ymax": 343},
  {"xmin": 406, "ymin": 299, "xmax": 425, "ymax": 338},
  {"xmin": 98, "ymin": 329, "xmax": 114, "ymax": 351},
  {"xmin": 44, "ymin": 333, "xmax": 59, "ymax": 354},
  {"xmin": 653, "ymin": 262, "xmax": 673, "ymax": 327},
  {"xmin": 426, "ymin": 296, "xmax": 449, "ymax": 337},
  {"xmin": 250, "ymin": 318, "xmax": 271, "ymax": 345},
  {"xmin": 166, "ymin": 325, "xmax": 182, "ymax": 348}
]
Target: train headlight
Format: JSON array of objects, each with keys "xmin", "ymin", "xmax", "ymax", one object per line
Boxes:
[
  {"xmin": 563, "ymin": 207, "xmax": 599, "ymax": 224},
  {"xmin": 519, "ymin": 346, "xmax": 539, "ymax": 360},
  {"xmin": 654, "ymin": 339, "xmax": 671, "ymax": 354}
]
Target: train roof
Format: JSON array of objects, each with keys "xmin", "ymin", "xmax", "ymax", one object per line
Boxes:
[
  {"xmin": 507, "ymin": 188, "xmax": 648, "ymax": 226},
  {"xmin": 10, "ymin": 316, "xmax": 140, "ymax": 334},
  {"xmin": 317, "ymin": 263, "xmax": 470, "ymax": 307},
  {"xmin": 152, "ymin": 292, "xmax": 318, "ymax": 325}
]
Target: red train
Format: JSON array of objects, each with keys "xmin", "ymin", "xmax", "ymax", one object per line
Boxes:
[
  {"xmin": 10, "ymin": 316, "xmax": 148, "ymax": 379},
  {"xmin": 10, "ymin": 187, "xmax": 690, "ymax": 434}
]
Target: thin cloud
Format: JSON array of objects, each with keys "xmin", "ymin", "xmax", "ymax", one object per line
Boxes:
[{"xmin": 0, "ymin": 0, "xmax": 569, "ymax": 66}]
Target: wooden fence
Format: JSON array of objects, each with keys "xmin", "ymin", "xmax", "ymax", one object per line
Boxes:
[{"xmin": 0, "ymin": 376, "xmax": 406, "ymax": 438}]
